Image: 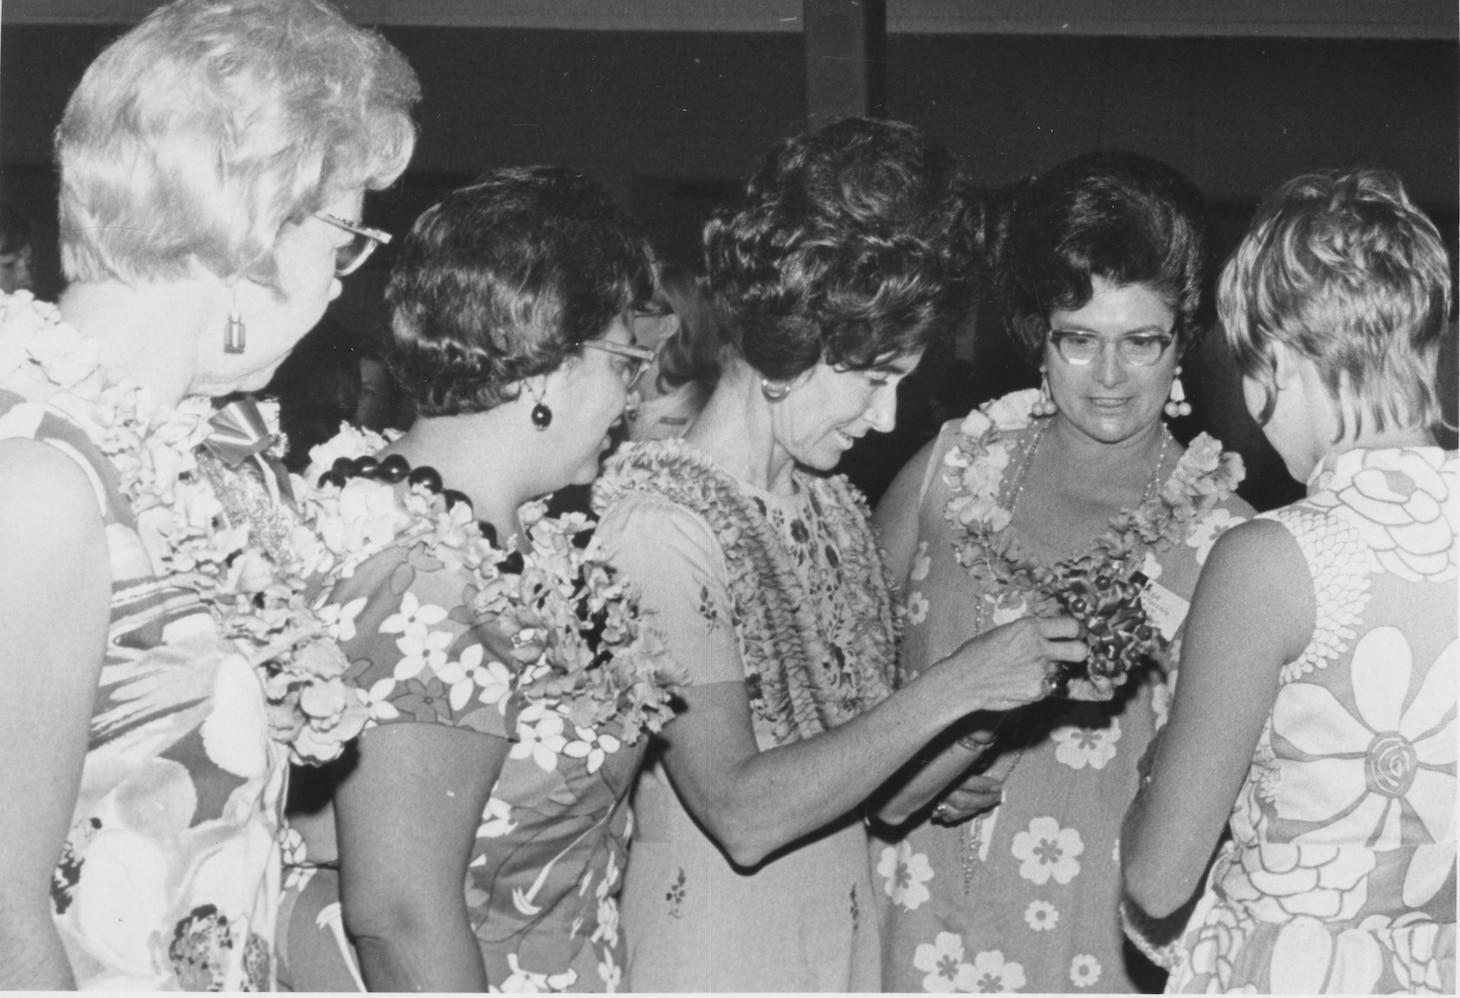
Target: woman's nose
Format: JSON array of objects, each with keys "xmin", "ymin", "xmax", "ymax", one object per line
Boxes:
[
  {"xmin": 866, "ymin": 386, "xmax": 898, "ymax": 433},
  {"xmin": 1095, "ymin": 341, "xmax": 1127, "ymax": 385}
]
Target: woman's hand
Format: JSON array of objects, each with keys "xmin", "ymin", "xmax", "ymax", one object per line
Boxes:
[
  {"xmin": 936, "ymin": 615, "xmax": 1090, "ymax": 714},
  {"xmin": 930, "ymin": 773, "xmax": 1004, "ymax": 825}
]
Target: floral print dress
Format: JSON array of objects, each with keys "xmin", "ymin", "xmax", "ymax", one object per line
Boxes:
[
  {"xmin": 0, "ymin": 388, "xmax": 287, "ymax": 990},
  {"xmin": 876, "ymin": 409, "xmax": 1251, "ymax": 994},
  {"xmin": 298, "ymin": 528, "xmax": 653, "ymax": 992},
  {"xmin": 1167, "ymin": 446, "xmax": 1456, "ymax": 994}
]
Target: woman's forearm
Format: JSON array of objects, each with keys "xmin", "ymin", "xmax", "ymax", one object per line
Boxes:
[
  {"xmin": 871, "ymin": 729, "xmax": 991, "ymax": 827},
  {"xmin": 351, "ymin": 905, "xmax": 488, "ymax": 993},
  {"xmin": 0, "ymin": 913, "xmax": 76, "ymax": 990},
  {"xmin": 667, "ymin": 662, "xmax": 992, "ymax": 867}
]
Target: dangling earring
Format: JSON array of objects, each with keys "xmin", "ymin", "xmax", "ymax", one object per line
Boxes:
[
  {"xmin": 760, "ymin": 377, "xmax": 790, "ymax": 402},
  {"xmin": 526, "ymin": 380, "xmax": 552, "ymax": 431},
  {"xmin": 1031, "ymin": 366, "xmax": 1056, "ymax": 417},
  {"xmin": 1164, "ymin": 367, "xmax": 1192, "ymax": 418},
  {"xmin": 224, "ymin": 294, "xmax": 246, "ymax": 354}
]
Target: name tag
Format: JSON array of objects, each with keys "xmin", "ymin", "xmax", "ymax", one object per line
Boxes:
[{"xmin": 1131, "ymin": 571, "xmax": 1190, "ymax": 640}]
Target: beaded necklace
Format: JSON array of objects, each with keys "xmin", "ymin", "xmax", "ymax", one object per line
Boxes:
[{"xmin": 314, "ymin": 440, "xmax": 681, "ymax": 744}]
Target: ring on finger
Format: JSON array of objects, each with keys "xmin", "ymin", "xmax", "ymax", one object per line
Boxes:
[{"xmin": 933, "ymin": 802, "xmax": 953, "ymax": 821}]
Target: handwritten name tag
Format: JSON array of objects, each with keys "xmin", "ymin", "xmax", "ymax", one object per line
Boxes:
[{"xmin": 1131, "ymin": 571, "xmax": 1190, "ymax": 640}]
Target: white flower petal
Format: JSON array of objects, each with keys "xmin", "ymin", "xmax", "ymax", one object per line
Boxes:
[
  {"xmin": 1349, "ymin": 627, "xmax": 1411, "ymax": 732},
  {"xmin": 1274, "ymin": 684, "xmax": 1371, "ymax": 757},
  {"xmin": 1402, "ymin": 842, "xmax": 1455, "ymax": 908},
  {"xmin": 1404, "ymin": 639, "xmax": 1457, "ymax": 741},
  {"xmin": 1274, "ymin": 757, "xmax": 1369, "ymax": 825}
]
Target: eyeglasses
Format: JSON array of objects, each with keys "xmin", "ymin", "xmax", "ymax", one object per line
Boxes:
[
  {"xmin": 1049, "ymin": 331, "xmax": 1174, "ymax": 367},
  {"xmin": 313, "ymin": 212, "xmax": 392, "ymax": 276},
  {"xmin": 583, "ymin": 338, "xmax": 657, "ymax": 389}
]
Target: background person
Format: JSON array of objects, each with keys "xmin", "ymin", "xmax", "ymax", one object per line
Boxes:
[
  {"xmin": 0, "ymin": 0, "xmax": 417, "ymax": 988},
  {"xmin": 874, "ymin": 151, "xmax": 1252, "ymax": 994},
  {"xmin": 1122, "ymin": 168, "xmax": 1456, "ymax": 994},
  {"xmin": 593, "ymin": 117, "xmax": 1104, "ymax": 993},
  {"xmin": 625, "ymin": 259, "xmax": 723, "ymax": 441}
]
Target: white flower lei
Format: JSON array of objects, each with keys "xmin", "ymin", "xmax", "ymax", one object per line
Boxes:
[
  {"xmin": 943, "ymin": 387, "xmax": 1245, "ymax": 677},
  {"xmin": 0, "ymin": 292, "xmax": 418, "ymax": 764},
  {"xmin": 310, "ymin": 426, "xmax": 683, "ymax": 746}
]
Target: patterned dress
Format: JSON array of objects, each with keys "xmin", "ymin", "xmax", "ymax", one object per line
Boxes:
[
  {"xmin": 286, "ymin": 525, "xmax": 648, "ymax": 992},
  {"xmin": 877, "ymin": 414, "xmax": 1251, "ymax": 994},
  {"xmin": 1167, "ymin": 446, "xmax": 1456, "ymax": 994},
  {"xmin": 0, "ymin": 387, "xmax": 286, "ymax": 990},
  {"xmin": 593, "ymin": 439, "xmax": 894, "ymax": 992}
]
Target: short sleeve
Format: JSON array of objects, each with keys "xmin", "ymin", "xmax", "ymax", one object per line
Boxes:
[
  {"xmin": 595, "ymin": 493, "xmax": 746, "ymax": 688},
  {"xmin": 334, "ymin": 543, "xmax": 520, "ymax": 739}
]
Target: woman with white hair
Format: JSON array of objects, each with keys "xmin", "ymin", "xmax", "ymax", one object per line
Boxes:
[{"xmin": 0, "ymin": 0, "xmax": 418, "ymax": 987}]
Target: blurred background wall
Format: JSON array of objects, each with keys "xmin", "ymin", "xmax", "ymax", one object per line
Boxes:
[{"xmin": 3, "ymin": 0, "xmax": 1455, "ymax": 506}]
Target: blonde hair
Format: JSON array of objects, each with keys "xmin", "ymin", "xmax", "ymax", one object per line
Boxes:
[
  {"xmin": 1219, "ymin": 168, "xmax": 1452, "ymax": 439},
  {"xmin": 57, "ymin": 0, "xmax": 419, "ymax": 288}
]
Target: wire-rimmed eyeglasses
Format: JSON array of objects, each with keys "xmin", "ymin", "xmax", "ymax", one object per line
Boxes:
[
  {"xmin": 1049, "ymin": 331, "xmax": 1174, "ymax": 367},
  {"xmin": 314, "ymin": 212, "xmax": 392, "ymax": 276},
  {"xmin": 583, "ymin": 339, "xmax": 658, "ymax": 389}
]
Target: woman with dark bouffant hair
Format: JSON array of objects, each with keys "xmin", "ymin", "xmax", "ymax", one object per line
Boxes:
[
  {"xmin": 874, "ymin": 151, "xmax": 1252, "ymax": 993},
  {"xmin": 592, "ymin": 117, "xmax": 1103, "ymax": 992},
  {"xmin": 277, "ymin": 166, "xmax": 680, "ymax": 992}
]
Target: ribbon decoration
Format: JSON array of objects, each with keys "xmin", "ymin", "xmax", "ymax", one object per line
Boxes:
[{"xmin": 202, "ymin": 396, "xmax": 295, "ymax": 505}]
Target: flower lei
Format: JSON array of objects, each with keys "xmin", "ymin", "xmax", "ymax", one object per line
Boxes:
[
  {"xmin": 943, "ymin": 388, "xmax": 1245, "ymax": 679},
  {"xmin": 309, "ymin": 426, "xmax": 682, "ymax": 746},
  {"xmin": 592, "ymin": 437, "xmax": 897, "ymax": 745},
  {"xmin": 0, "ymin": 291, "xmax": 403, "ymax": 764}
]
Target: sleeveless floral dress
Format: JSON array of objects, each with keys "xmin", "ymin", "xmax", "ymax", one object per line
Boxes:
[
  {"xmin": 0, "ymin": 385, "xmax": 287, "ymax": 990},
  {"xmin": 877, "ymin": 394, "xmax": 1252, "ymax": 994},
  {"xmin": 1167, "ymin": 446, "xmax": 1456, "ymax": 994}
]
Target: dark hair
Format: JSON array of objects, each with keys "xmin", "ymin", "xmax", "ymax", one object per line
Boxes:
[
  {"xmin": 650, "ymin": 261, "xmax": 722, "ymax": 391},
  {"xmin": 1220, "ymin": 168, "xmax": 1452, "ymax": 438},
  {"xmin": 704, "ymin": 117, "xmax": 978, "ymax": 380},
  {"xmin": 386, "ymin": 167, "xmax": 655, "ymax": 417},
  {"xmin": 985, "ymin": 151, "xmax": 1211, "ymax": 363}
]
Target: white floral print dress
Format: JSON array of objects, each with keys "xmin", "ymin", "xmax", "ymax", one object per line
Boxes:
[
  {"xmin": 0, "ymin": 387, "xmax": 286, "ymax": 991},
  {"xmin": 1168, "ymin": 446, "xmax": 1456, "ymax": 994},
  {"xmin": 876, "ymin": 414, "xmax": 1252, "ymax": 994}
]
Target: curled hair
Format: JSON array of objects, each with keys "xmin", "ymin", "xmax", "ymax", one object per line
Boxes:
[
  {"xmin": 386, "ymin": 167, "xmax": 655, "ymax": 417},
  {"xmin": 1219, "ymin": 168, "xmax": 1452, "ymax": 439},
  {"xmin": 56, "ymin": 0, "xmax": 419, "ymax": 287},
  {"xmin": 985, "ymin": 151, "xmax": 1211, "ymax": 363},
  {"xmin": 649, "ymin": 261, "xmax": 723, "ymax": 392},
  {"xmin": 705, "ymin": 117, "xmax": 978, "ymax": 380}
]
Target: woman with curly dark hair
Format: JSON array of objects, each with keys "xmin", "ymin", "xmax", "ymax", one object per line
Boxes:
[
  {"xmin": 875, "ymin": 151, "xmax": 1253, "ymax": 993},
  {"xmin": 276, "ymin": 167, "xmax": 680, "ymax": 992},
  {"xmin": 592, "ymin": 118, "xmax": 1102, "ymax": 991}
]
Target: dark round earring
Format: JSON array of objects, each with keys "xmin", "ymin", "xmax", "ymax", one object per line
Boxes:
[{"xmin": 527, "ymin": 381, "xmax": 552, "ymax": 431}]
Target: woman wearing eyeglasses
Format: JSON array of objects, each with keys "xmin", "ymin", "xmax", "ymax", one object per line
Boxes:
[
  {"xmin": 0, "ymin": 0, "xmax": 416, "ymax": 988},
  {"xmin": 874, "ymin": 152, "xmax": 1253, "ymax": 993},
  {"xmin": 275, "ymin": 167, "xmax": 680, "ymax": 993}
]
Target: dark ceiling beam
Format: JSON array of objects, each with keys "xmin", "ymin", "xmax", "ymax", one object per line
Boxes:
[
  {"xmin": 804, "ymin": 0, "xmax": 886, "ymax": 128},
  {"xmin": 3, "ymin": 0, "xmax": 1454, "ymax": 39}
]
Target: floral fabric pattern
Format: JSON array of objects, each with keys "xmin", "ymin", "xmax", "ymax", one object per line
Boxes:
[
  {"xmin": 877, "ymin": 398, "xmax": 1252, "ymax": 994},
  {"xmin": 1, "ymin": 294, "xmax": 290, "ymax": 989},
  {"xmin": 1168, "ymin": 447, "xmax": 1457, "ymax": 994}
]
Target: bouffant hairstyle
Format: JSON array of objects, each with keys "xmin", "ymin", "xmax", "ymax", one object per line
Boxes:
[
  {"xmin": 56, "ymin": 0, "xmax": 419, "ymax": 287},
  {"xmin": 987, "ymin": 151, "xmax": 1211, "ymax": 363},
  {"xmin": 704, "ymin": 117, "xmax": 978, "ymax": 380},
  {"xmin": 386, "ymin": 167, "xmax": 655, "ymax": 418},
  {"xmin": 650, "ymin": 261, "xmax": 723, "ymax": 392},
  {"xmin": 1219, "ymin": 168, "xmax": 1452, "ymax": 438}
]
